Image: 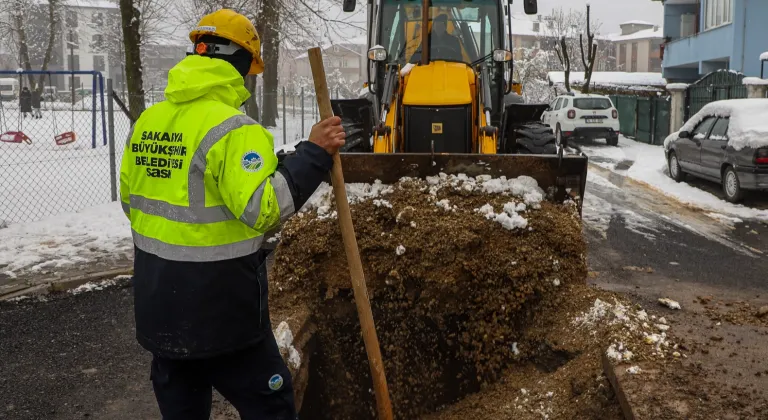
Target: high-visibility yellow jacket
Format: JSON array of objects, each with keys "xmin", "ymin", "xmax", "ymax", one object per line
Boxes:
[{"xmin": 120, "ymin": 55, "xmax": 332, "ymax": 358}]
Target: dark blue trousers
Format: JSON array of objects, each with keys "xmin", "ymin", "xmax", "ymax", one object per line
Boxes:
[{"xmin": 150, "ymin": 332, "xmax": 297, "ymax": 420}]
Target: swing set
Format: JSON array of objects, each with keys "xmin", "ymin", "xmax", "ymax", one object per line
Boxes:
[{"xmin": 0, "ymin": 73, "xmax": 78, "ymax": 146}]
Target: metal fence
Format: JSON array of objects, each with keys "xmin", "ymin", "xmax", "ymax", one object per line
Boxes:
[
  {"xmin": 0, "ymin": 70, "xmax": 112, "ymax": 225},
  {"xmin": 685, "ymin": 70, "xmax": 747, "ymax": 120},
  {"xmin": 0, "ymin": 75, "xmax": 340, "ymax": 226},
  {"xmin": 609, "ymin": 95, "xmax": 670, "ymax": 145}
]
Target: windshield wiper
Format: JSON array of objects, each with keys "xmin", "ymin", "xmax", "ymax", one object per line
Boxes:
[{"xmin": 471, "ymin": 52, "xmax": 492, "ymax": 66}]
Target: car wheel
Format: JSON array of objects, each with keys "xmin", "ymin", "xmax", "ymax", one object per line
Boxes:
[
  {"xmin": 607, "ymin": 135, "xmax": 619, "ymax": 146},
  {"xmin": 722, "ymin": 166, "xmax": 744, "ymax": 203},
  {"xmin": 668, "ymin": 152, "xmax": 686, "ymax": 182}
]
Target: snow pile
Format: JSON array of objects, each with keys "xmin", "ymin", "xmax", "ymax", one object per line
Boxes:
[
  {"xmin": 664, "ymin": 99, "xmax": 768, "ymax": 151},
  {"xmin": 274, "ymin": 321, "xmax": 301, "ymax": 369},
  {"xmin": 396, "ymin": 245, "xmax": 406, "ymax": 256},
  {"xmin": 0, "ymin": 202, "xmax": 132, "ymax": 277},
  {"xmin": 666, "ymin": 83, "xmax": 688, "ymax": 91},
  {"xmin": 475, "ymin": 203, "xmax": 529, "ymax": 231},
  {"xmin": 574, "ymin": 298, "xmax": 682, "ymax": 363},
  {"xmin": 658, "ymin": 298, "xmax": 681, "ymax": 310},
  {"xmin": 761, "ymin": 51, "xmax": 768, "ymax": 61},
  {"xmin": 742, "ymin": 77, "xmax": 768, "ymax": 86},
  {"xmin": 301, "ymin": 180, "xmax": 395, "ymax": 218},
  {"xmin": 69, "ymin": 278, "xmax": 118, "ymax": 295},
  {"xmin": 548, "ymin": 71, "xmax": 666, "ymax": 91}
]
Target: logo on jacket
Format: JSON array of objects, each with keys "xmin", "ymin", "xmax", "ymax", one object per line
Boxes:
[
  {"xmin": 268, "ymin": 374, "xmax": 284, "ymax": 391},
  {"xmin": 241, "ymin": 151, "xmax": 263, "ymax": 172}
]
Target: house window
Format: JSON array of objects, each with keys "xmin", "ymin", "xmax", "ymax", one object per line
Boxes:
[
  {"xmin": 66, "ymin": 10, "xmax": 78, "ymax": 28},
  {"xmin": 705, "ymin": 0, "xmax": 732, "ymax": 30},
  {"xmin": 67, "ymin": 54, "xmax": 80, "ymax": 71},
  {"xmin": 92, "ymin": 12, "xmax": 104, "ymax": 27},
  {"xmin": 532, "ymin": 22, "xmax": 540, "ymax": 33},
  {"xmin": 631, "ymin": 42, "xmax": 638, "ymax": 72},
  {"xmin": 93, "ymin": 55, "xmax": 105, "ymax": 72},
  {"xmin": 618, "ymin": 44, "xmax": 627, "ymax": 70},
  {"xmin": 66, "ymin": 31, "xmax": 79, "ymax": 49},
  {"xmin": 649, "ymin": 41, "xmax": 662, "ymax": 73},
  {"xmin": 91, "ymin": 34, "xmax": 104, "ymax": 50}
]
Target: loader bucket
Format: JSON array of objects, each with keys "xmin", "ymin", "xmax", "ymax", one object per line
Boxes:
[{"xmin": 337, "ymin": 153, "xmax": 589, "ymax": 215}]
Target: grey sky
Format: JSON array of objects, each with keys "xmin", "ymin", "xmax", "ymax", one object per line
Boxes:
[{"xmin": 536, "ymin": 0, "xmax": 664, "ymax": 34}]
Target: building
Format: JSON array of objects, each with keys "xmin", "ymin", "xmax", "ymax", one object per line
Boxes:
[
  {"xmin": 289, "ymin": 37, "xmax": 367, "ymax": 92},
  {"xmin": 508, "ymin": 13, "xmax": 617, "ymax": 72},
  {"xmin": 657, "ymin": 0, "xmax": 768, "ymax": 82},
  {"xmin": 609, "ymin": 21, "xmax": 663, "ymax": 73}
]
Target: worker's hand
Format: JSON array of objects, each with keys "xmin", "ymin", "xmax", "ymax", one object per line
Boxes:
[{"xmin": 308, "ymin": 116, "xmax": 345, "ymax": 155}]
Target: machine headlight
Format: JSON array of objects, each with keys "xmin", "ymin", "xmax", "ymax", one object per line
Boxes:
[
  {"xmin": 368, "ymin": 46, "xmax": 388, "ymax": 62},
  {"xmin": 493, "ymin": 49, "xmax": 512, "ymax": 63}
]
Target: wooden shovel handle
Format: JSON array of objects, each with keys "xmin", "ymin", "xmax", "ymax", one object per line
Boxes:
[{"xmin": 307, "ymin": 47, "xmax": 394, "ymax": 420}]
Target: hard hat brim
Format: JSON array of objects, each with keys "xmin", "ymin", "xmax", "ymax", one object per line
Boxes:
[{"xmin": 249, "ymin": 56, "xmax": 265, "ymax": 75}]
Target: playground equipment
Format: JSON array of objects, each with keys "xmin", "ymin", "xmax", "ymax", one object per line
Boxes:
[
  {"xmin": 0, "ymin": 79, "xmax": 32, "ymax": 145},
  {"xmin": 50, "ymin": 73, "xmax": 76, "ymax": 146}
]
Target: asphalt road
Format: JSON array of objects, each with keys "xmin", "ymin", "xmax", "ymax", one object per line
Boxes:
[{"xmin": 2, "ymin": 160, "xmax": 768, "ymax": 419}]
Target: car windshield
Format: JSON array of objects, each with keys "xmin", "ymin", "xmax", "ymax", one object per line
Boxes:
[
  {"xmin": 0, "ymin": 85, "xmax": 12, "ymax": 92},
  {"xmin": 378, "ymin": 0, "xmax": 500, "ymax": 65},
  {"xmin": 573, "ymin": 98, "xmax": 612, "ymax": 110}
]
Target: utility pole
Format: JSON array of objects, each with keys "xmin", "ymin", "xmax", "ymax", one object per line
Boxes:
[{"xmin": 67, "ymin": 35, "xmax": 76, "ymax": 105}]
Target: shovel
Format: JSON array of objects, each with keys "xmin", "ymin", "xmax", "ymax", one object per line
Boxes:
[{"xmin": 308, "ymin": 47, "xmax": 394, "ymax": 420}]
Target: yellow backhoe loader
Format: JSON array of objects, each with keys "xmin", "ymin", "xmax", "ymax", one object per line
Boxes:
[{"xmin": 324, "ymin": 0, "xmax": 588, "ymax": 211}]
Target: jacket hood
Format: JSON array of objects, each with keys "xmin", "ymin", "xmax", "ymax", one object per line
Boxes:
[{"xmin": 164, "ymin": 55, "xmax": 251, "ymax": 108}]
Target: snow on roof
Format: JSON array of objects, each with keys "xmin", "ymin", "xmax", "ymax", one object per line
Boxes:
[
  {"xmin": 548, "ymin": 71, "xmax": 667, "ymax": 88},
  {"xmin": 743, "ymin": 77, "xmax": 768, "ymax": 86},
  {"xmin": 761, "ymin": 51, "xmax": 768, "ymax": 61},
  {"xmin": 621, "ymin": 20, "xmax": 655, "ymax": 26},
  {"xmin": 666, "ymin": 83, "xmax": 689, "ymax": 91},
  {"xmin": 609, "ymin": 27, "xmax": 663, "ymax": 42},
  {"xmin": 36, "ymin": 0, "xmax": 118, "ymax": 8},
  {"xmin": 673, "ymin": 99, "xmax": 768, "ymax": 151}
]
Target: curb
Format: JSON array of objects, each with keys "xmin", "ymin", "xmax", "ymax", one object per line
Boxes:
[{"xmin": 0, "ymin": 267, "xmax": 133, "ymax": 301}]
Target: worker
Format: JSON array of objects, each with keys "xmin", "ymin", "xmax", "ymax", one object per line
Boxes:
[
  {"xmin": 119, "ymin": 9, "xmax": 345, "ymax": 420},
  {"xmin": 411, "ymin": 14, "xmax": 463, "ymax": 63},
  {"xmin": 430, "ymin": 14, "xmax": 463, "ymax": 61}
]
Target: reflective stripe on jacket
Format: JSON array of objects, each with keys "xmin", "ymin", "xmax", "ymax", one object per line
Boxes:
[{"xmin": 120, "ymin": 55, "xmax": 294, "ymax": 262}]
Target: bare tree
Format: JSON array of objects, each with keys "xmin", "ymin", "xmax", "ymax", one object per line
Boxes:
[
  {"xmin": 119, "ymin": 0, "xmax": 146, "ymax": 119},
  {"xmin": 0, "ymin": 0, "xmax": 61, "ymax": 93},
  {"xmin": 554, "ymin": 36, "xmax": 572, "ymax": 92},
  {"xmin": 579, "ymin": 4, "xmax": 598, "ymax": 94}
]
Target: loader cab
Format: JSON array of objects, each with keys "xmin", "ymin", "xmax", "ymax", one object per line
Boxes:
[{"xmin": 340, "ymin": 0, "xmax": 537, "ymax": 154}]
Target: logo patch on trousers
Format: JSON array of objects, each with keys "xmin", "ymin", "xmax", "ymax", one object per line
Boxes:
[
  {"xmin": 268, "ymin": 374, "xmax": 284, "ymax": 391},
  {"xmin": 241, "ymin": 151, "xmax": 263, "ymax": 172}
]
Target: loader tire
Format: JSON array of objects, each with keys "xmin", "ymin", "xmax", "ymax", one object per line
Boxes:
[{"xmin": 514, "ymin": 123, "xmax": 557, "ymax": 155}]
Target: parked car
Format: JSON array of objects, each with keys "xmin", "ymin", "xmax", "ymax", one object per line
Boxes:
[
  {"xmin": 664, "ymin": 99, "xmax": 768, "ymax": 203},
  {"xmin": 541, "ymin": 93, "xmax": 620, "ymax": 147}
]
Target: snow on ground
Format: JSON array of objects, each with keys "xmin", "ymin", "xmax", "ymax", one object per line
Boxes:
[
  {"xmin": 582, "ymin": 136, "xmax": 768, "ymax": 222},
  {"xmin": 0, "ymin": 109, "xmax": 316, "ymax": 225},
  {"xmin": 0, "ymin": 202, "xmax": 132, "ymax": 278},
  {"xmin": 582, "ymin": 189, "xmax": 661, "ymax": 241}
]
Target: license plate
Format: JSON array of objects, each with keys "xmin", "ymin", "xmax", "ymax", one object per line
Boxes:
[{"xmin": 586, "ymin": 118, "xmax": 601, "ymax": 124}]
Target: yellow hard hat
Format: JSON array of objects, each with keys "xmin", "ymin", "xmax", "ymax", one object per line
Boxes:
[{"xmin": 189, "ymin": 9, "xmax": 264, "ymax": 75}]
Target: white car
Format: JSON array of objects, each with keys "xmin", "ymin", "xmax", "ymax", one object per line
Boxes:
[{"xmin": 541, "ymin": 93, "xmax": 620, "ymax": 147}]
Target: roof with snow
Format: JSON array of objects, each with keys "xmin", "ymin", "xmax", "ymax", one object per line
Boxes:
[
  {"xmin": 35, "ymin": 0, "xmax": 118, "ymax": 8},
  {"xmin": 609, "ymin": 27, "xmax": 663, "ymax": 42},
  {"xmin": 671, "ymin": 99, "xmax": 768, "ymax": 151},
  {"xmin": 620, "ymin": 20, "xmax": 655, "ymax": 27},
  {"xmin": 548, "ymin": 72, "xmax": 667, "ymax": 89}
]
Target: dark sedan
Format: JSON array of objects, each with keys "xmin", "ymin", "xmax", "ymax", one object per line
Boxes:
[{"xmin": 664, "ymin": 99, "xmax": 768, "ymax": 203}]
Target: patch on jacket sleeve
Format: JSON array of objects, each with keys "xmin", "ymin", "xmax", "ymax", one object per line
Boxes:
[{"xmin": 241, "ymin": 151, "xmax": 264, "ymax": 172}]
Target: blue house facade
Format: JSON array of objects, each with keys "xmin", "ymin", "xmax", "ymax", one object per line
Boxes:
[{"xmin": 659, "ymin": 0, "xmax": 768, "ymax": 82}]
